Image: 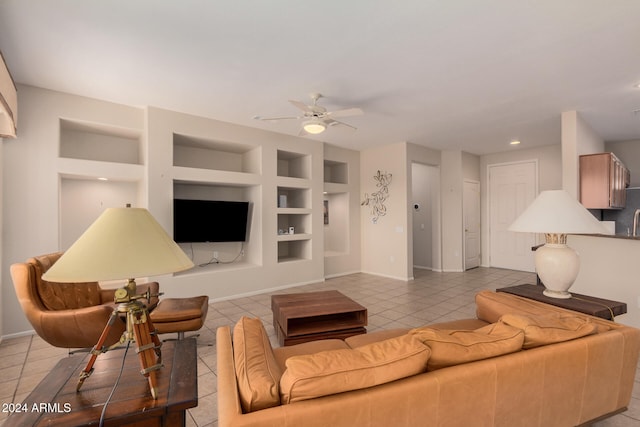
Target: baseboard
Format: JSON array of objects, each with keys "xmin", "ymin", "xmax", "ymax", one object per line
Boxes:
[
  {"xmin": 324, "ymin": 270, "xmax": 361, "ymax": 279},
  {"xmin": 208, "ymin": 278, "xmax": 325, "ymax": 303},
  {"xmin": 1, "ymin": 329, "xmax": 36, "ymax": 342},
  {"xmin": 360, "ymin": 269, "xmax": 412, "ymax": 281}
]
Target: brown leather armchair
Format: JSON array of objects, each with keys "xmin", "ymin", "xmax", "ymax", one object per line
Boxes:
[{"xmin": 10, "ymin": 252, "xmax": 160, "ymax": 349}]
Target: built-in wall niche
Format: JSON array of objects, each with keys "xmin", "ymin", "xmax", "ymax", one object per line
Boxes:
[
  {"xmin": 173, "ymin": 133, "xmax": 261, "ymax": 174},
  {"xmin": 172, "ymin": 181, "xmax": 261, "ymax": 269},
  {"xmin": 323, "ymin": 192, "xmax": 349, "ymax": 255},
  {"xmin": 278, "ymin": 239, "xmax": 311, "ymax": 263},
  {"xmin": 277, "ymin": 213, "xmax": 311, "ymax": 236},
  {"xmin": 277, "ymin": 187, "xmax": 310, "ymax": 208},
  {"xmin": 324, "ymin": 160, "xmax": 348, "ymax": 184},
  {"xmin": 59, "ymin": 119, "xmax": 142, "ymax": 165},
  {"xmin": 60, "ymin": 177, "xmax": 140, "ymax": 250},
  {"xmin": 277, "ymin": 150, "xmax": 311, "ymax": 179}
]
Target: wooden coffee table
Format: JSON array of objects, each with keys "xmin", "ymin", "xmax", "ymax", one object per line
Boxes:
[
  {"xmin": 271, "ymin": 290, "xmax": 367, "ymax": 346},
  {"xmin": 7, "ymin": 338, "xmax": 197, "ymax": 427}
]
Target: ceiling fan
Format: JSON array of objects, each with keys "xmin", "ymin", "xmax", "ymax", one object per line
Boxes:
[{"xmin": 253, "ymin": 93, "xmax": 363, "ymax": 135}]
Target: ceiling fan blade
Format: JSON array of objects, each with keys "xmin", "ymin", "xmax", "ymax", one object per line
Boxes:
[
  {"xmin": 326, "ymin": 119, "xmax": 357, "ymax": 131},
  {"xmin": 289, "ymin": 100, "xmax": 312, "ymax": 112},
  {"xmin": 253, "ymin": 115, "xmax": 300, "ymax": 121},
  {"xmin": 327, "ymin": 107, "xmax": 363, "ymax": 118}
]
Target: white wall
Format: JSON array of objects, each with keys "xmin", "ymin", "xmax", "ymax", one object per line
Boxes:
[
  {"xmin": 440, "ymin": 150, "xmax": 464, "ymax": 272},
  {"xmin": 561, "ymin": 111, "xmax": 604, "ymax": 197},
  {"xmin": 569, "ymin": 235, "xmax": 640, "ymax": 328},
  {"xmin": 2, "ymin": 86, "xmax": 332, "ymax": 338},
  {"xmin": 2, "ymin": 85, "xmax": 144, "ymax": 337},
  {"xmin": 360, "ymin": 142, "xmax": 409, "ymax": 280}
]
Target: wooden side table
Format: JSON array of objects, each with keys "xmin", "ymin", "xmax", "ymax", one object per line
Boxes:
[
  {"xmin": 7, "ymin": 338, "xmax": 198, "ymax": 427},
  {"xmin": 497, "ymin": 284, "xmax": 627, "ymax": 320},
  {"xmin": 271, "ymin": 290, "xmax": 368, "ymax": 346}
]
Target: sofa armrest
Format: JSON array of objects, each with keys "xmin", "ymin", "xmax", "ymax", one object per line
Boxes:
[{"xmin": 217, "ymin": 326, "xmax": 246, "ymax": 425}]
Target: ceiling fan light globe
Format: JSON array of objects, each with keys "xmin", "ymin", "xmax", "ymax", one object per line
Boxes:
[{"xmin": 303, "ymin": 120, "xmax": 326, "ymax": 134}]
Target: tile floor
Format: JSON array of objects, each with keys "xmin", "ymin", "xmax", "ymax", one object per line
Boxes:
[{"xmin": 1, "ymin": 267, "xmax": 639, "ymax": 426}]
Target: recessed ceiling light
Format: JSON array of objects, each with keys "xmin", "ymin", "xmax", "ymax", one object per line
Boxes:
[
  {"xmin": 98, "ymin": 177, "xmax": 108, "ymax": 181},
  {"xmin": 510, "ymin": 140, "xmax": 521, "ymax": 145}
]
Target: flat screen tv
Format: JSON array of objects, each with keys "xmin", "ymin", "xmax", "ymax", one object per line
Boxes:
[{"xmin": 173, "ymin": 199, "xmax": 250, "ymax": 243}]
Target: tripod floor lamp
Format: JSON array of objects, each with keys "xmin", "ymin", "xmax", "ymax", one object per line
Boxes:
[{"xmin": 42, "ymin": 205, "xmax": 194, "ymax": 398}]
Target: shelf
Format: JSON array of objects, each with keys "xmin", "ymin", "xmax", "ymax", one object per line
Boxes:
[
  {"xmin": 277, "ymin": 207, "xmax": 312, "ymax": 214},
  {"xmin": 173, "ymin": 133, "xmax": 261, "ymax": 174},
  {"xmin": 60, "ymin": 119, "xmax": 142, "ymax": 165},
  {"xmin": 173, "ymin": 166, "xmax": 261, "ymax": 186},
  {"xmin": 57, "ymin": 157, "xmax": 145, "ymax": 182},
  {"xmin": 276, "ymin": 176, "xmax": 311, "ymax": 188},
  {"xmin": 278, "ymin": 240, "xmax": 311, "ymax": 263},
  {"xmin": 277, "ymin": 150, "xmax": 311, "ymax": 179},
  {"xmin": 324, "ymin": 160, "xmax": 348, "ymax": 184},
  {"xmin": 277, "ymin": 233, "xmax": 312, "ymax": 242},
  {"xmin": 277, "ymin": 187, "xmax": 310, "ymax": 209}
]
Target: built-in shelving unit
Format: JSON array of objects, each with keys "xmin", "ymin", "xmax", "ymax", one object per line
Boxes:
[
  {"xmin": 276, "ymin": 150, "xmax": 312, "ymax": 263},
  {"xmin": 58, "ymin": 119, "xmax": 145, "ymax": 249},
  {"xmin": 171, "ymin": 133, "xmax": 262, "ymax": 269}
]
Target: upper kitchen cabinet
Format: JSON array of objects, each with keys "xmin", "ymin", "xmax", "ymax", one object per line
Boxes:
[{"xmin": 580, "ymin": 152, "xmax": 630, "ymax": 209}]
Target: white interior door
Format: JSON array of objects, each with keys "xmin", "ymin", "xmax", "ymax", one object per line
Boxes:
[
  {"xmin": 489, "ymin": 161, "xmax": 537, "ymax": 272},
  {"xmin": 463, "ymin": 180, "xmax": 481, "ymax": 270}
]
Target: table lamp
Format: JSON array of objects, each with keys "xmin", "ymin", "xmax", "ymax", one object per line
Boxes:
[
  {"xmin": 42, "ymin": 205, "xmax": 194, "ymax": 398},
  {"xmin": 508, "ymin": 190, "xmax": 608, "ymax": 299}
]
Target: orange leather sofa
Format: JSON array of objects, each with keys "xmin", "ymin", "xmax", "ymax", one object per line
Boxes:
[
  {"xmin": 11, "ymin": 252, "xmax": 160, "ymax": 349},
  {"xmin": 217, "ymin": 290, "xmax": 640, "ymax": 427}
]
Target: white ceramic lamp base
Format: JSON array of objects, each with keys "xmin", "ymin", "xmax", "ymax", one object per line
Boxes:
[{"xmin": 534, "ymin": 242, "xmax": 579, "ymax": 299}]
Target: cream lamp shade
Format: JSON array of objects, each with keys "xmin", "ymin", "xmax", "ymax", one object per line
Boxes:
[
  {"xmin": 303, "ymin": 119, "xmax": 326, "ymax": 134},
  {"xmin": 0, "ymin": 50, "xmax": 17, "ymax": 139},
  {"xmin": 42, "ymin": 206, "xmax": 194, "ymax": 283},
  {"xmin": 508, "ymin": 190, "xmax": 609, "ymax": 298}
]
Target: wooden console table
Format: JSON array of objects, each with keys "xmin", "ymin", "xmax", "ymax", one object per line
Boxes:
[
  {"xmin": 271, "ymin": 290, "xmax": 367, "ymax": 346},
  {"xmin": 7, "ymin": 338, "xmax": 197, "ymax": 427},
  {"xmin": 497, "ymin": 284, "xmax": 627, "ymax": 321}
]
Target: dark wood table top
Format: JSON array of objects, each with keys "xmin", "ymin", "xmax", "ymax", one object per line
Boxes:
[
  {"xmin": 497, "ymin": 283, "xmax": 627, "ymax": 320},
  {"xmin": 7, "ymin": 338, "xmax": 197, "ymax": 427},
  {"xmin": 271, "ymin": 290, "xmax": 366, "ymax": 319}
]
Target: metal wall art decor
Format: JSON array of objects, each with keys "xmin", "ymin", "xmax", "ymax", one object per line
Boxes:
[{"xmin": 361, "ymin": 170, "xmax": 392, "ymax": 223}]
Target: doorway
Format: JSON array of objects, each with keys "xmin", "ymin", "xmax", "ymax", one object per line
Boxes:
[
  {"xmin": 411, "ymin": 163, "xmax": 441, "ymax": 271},
  {"xmin": 488, "ymin": 160, "xmax": 537, "ymax": 272}
]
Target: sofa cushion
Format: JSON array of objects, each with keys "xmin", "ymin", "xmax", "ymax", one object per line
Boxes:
[
  {"xmin": 499, "ymin": 313, "xmax": 597, "ymax": 349},
  {"xmin": 279, "ymin": 334, "xmax": 430, "ymax": 404},
  {"xmin": 409, "ymin": 322, "xmax": 524, "ymax": 370},
  {"xmin": 233, "ymin": 317, "xmax": 282, "ymax": 413}
]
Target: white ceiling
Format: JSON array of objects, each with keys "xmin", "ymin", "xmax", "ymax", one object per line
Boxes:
[{"xmin": 1, "ymin": 0, "xmax": 639, "ymax": 155}]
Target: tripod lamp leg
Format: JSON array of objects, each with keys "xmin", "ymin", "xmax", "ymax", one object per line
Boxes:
[{"xmin": 76, "ymin": 308, "xmax": 120, "ymax": 392}]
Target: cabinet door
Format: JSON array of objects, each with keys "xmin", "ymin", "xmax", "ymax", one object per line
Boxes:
[{"xmin": 580, "ymin": 154, "xmax": 611, "ymax": 209}]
